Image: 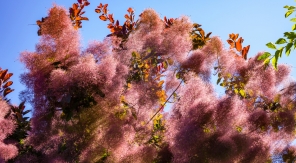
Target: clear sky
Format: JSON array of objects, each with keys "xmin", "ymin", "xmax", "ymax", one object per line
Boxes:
[{"xmin": 1, "ymin": 0, "xmax": 296, "ymax": 108}]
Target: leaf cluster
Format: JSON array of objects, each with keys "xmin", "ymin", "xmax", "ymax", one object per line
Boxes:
[
  {"xmin": 190, "ymin": 23, "xmax": 212, "ymax": 50},
  {"xmin": 95, "ymin": 3, "xmax": 138, "ymax": 39},
  {"xmin": 259, "ymin": 5, "xmax": 296, "ymax": 69},
  {"xmin": 69, "ymin": 0, "xmax": 90, "ymax": 29},
  {"xmin": 0, "ymin": 69, "xmax": 14, "ymax": 99},
  {"xmin": 226, "ymin": 33, "xmax": 250, "ymax": 60}
]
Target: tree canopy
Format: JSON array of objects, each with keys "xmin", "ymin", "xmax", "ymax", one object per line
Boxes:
[{"xmin": 1, "ymin": 1, "xmax": 296, "ymax": 162}]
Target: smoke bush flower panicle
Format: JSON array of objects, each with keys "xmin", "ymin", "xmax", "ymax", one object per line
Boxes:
[
  {"xmin": 161, "ymin": 17, "xmax": 192, "ymax": 63},
  {"xmin": 84, "ymin": 39, "xmax": 111, "ymax": 61},
  {"xmin": 275, "ymin": 64, "xmax": 291, "ymax": 85},
  {"xmin": 180, "ymin": 36, "xmax": 222, "ymax": 81},
  {"xmin": 0, "ymin": 98, "xmax": 18, "ymax": 161}
]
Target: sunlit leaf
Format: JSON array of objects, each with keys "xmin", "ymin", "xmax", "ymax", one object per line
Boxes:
[
  {"xmin": 84, "ymin": 1, "xmax": 90, "ymax": 6},
  {"xmin": 108, "ymin": 14, "xmax": 114, "ymax": 23},
  {"xmin": 258, "ymin": 52, "xmax": 271, "ymax": 60},
  {"xmin": 239, "ymin": 89, "xmax": 246, "ymax": 97},
  {"xmin": 272, "ymin": 51, "xmax": 279, "ymax": 69},
  {"xmin": 266, "ymin": 42, "xmax": 276, "ymax": 49},
  {"xmin": 95, "ymin": 9, "xmax": 101, "ymax": 13},
  {"xmin": 158, "ymin": 80, "xmax": 164, "ymax": 87},
  {"xmin": 0, "ymin": 69, "xmax": 8, "ymax": 79},
  {"xmin": 235, "ymin": 37, "xmax": 243, "ymax": 51},
  {"xmin": 3, "ymin": 81, "xmax": 13, "ymax": 88},
  {"xmin": 275, "ymin": 38, "xmax": 287, "ymax": 44},
  {"xmin": 127, "ymin": 7, "xmax": 134, "ymax": 13},
  {"xmin": 3, "ymin": 73, "xmax": 13, "ymax": 83},
  {"xmin": 285, "ymin": 10, "xmax": 294, "ymax": 18},
  {"xmin": 99, "ymin": 15, "xmax": 108, "ymax": 21},
  {"xmin": 292, "ymin": 24, "xmax": 296, "ymax": 30},
  {"xmin": 291, "ymin": 18, "xmax": 296, "ymax": 22},
  {"xmin": 286, "ymin": 43, "xmax": 293, "ymax": 56}
]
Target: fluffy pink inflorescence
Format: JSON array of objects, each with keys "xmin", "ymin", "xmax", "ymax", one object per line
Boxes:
[
  {"xmin": 181, "ymin": 37, "xmax": 223, "ymax": 81},
  {"xmin": 0, "ymin": 98, "xmax": 18, "ymax": 161}
]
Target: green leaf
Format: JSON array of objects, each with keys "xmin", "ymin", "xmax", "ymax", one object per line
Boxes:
[
  {"xmin": 275, "ymin": 38, "xmax": 287, "ymax": 44},
  {"xmin": 176, "ymin": 72, "xmax": 180, "ymax": 79},
  {"xmin": 286, "ymin": 43, "xmax": 293, "ymax": 56},
  {"xmin": 292, "ymin": 24, "xmax": 296, "ymax": 30},
  {"xmin": 284, "ymin": 5, "xmax": 289, "ymax": 9},
  {"xmin": 239, "ymin": 89, "xmax": 246, "ymax": 97},
  {"xmin": 291, "ymin": 18, "xmax": 296, "ymax": 22},
  {"xmin": 288, "ymin": 6, "xmax": 296, "ymax": 10},
  {"xmin": 272, "ymin": 51, "xmax": 280, "ymax": 69},
  {"xmin": 258, "ymin": 52, "xmax": 271, "ymax": 61},
  {"xmin": 266, "ymin": 42, "xmax": 276, "ymax": 49},
  {"xmin": 285, "ymin": 10, "xmax": 294, "ymax": 18},
  {"xmin": 284, "ymin": 32, "xmax": 296, "ymax": 39},
  {"xmin": 278, "ymin": 47, "xmax": 284, "ymax": 57},
  {"xmin": 286, "ymin": 49, "xmax": 291, "ymax": 56},
  {"xmin": 263, "ymin": 58, "xmax": 270, "ymax": 69},
  {"xmin": 217, "ymin": 77, "xmax": 222, "ymax": 85},
  {"xmin": 163, "ymin": 61, "xmax": 168, "ymax": 69}
]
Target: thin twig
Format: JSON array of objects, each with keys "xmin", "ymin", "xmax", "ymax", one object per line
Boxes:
[{"xmin": 146, "ymin": 79, "xmax": 183, "ymax": 125}]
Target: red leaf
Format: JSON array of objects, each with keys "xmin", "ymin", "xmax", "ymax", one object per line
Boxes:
[
  {"xmin": 36, "ymin": 20, "xmax": 42, "ymax": 27},
  {"xmin": 127, "ymin": 7, "xmax": 134, "ymax": 13},
  {"xmin": 80, "ymin": 11, "xmax": 85, "ymax": 15},
  {"xmin": 77, "ymin": 0, "xmax": 82, "ymax": 4},
  {"xmin": 103, "ymin": 4, "xmax": 108, "ymax": 14},
  {"xmin": 84, "ymin": 1, "xmax": 90, "ymax": 6},
  {"xmin": 95, "ymin": 9, "xmax": 101, "ymax": 13},
  {"xmin": 99, "ymin": 15, "xmax": 108, "ymax": 21},
  {"xmin": 242, "ymin": 45, "xmax": 250, "ymax": 60},
  {"xmin": 116, "ymin": 20, "xmax": 120, "ymax": 26},
  {"xmin": 108, "ymin": 14, "xmax": 114, "ymax": 23},
  {"xmin": 80, "ymin": 17, "xmax": 89, "ymax": 21},
  {"xmin": 3, "ymin": 88, "xmax": 14, "ymax": 97},
  {"xmin": 3, "ymin": 81, "xmax": 13, "ymax": 88},
  {"xmin": 164, "ymin": 16, "xmax": 167, "ymax": 22},
  {"xmin": 235, "ymin": 37, "xmax": 243, "ymax": 51},
  {"xmin": 124, "ymin": 14, "xmax": 130, "ymax": 20},
  {"xmin": 227, "ymin": 39, "xmax": 235, "ymax": 49},
  {"xmin": 0, "ymin": 69, "xmax": 8, "ymax": 80},
  {"xmin": 3, "ymin": 73, "xmax": 13, "ymax": 83},
  {"xmin": 107, "ymin": 23, "xmax": 114, "ymax": 29},
  {"xmin": 72, "ymin": 3, "xmax": 78, "ymax": 10}
]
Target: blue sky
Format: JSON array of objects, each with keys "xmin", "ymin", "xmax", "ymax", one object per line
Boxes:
[{"xmin": 1, "ymin": 0, "xmax": 296, "ymax": 108}]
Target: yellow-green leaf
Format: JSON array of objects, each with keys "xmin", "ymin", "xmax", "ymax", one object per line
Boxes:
[
  {"xmin": 258, "ymin": 52, "xmax": 271, "ymax": 61},
  {"xmin": 239, "ymin": 89, "xmax": 245, "ymax": 97},
  {"xmin": 291, "ymin": 18, "xmax": 296, "ymax": 22},
  {"xmin": 275, "ymin": 38, "xmax": 287, "ymax": 44},
  {"xmin": 266, "ymin": 42, "xmax": 276, "ymax": 49},
  {"xmin": 285, "ymin": 10, "xmax": 294, "ymax": 18},
  {"xmin": 293, "ymin": 24, "xmax": 296, "ymax": 30}
]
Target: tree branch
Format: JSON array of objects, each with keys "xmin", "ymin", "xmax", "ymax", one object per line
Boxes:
[{"xmin": 146, "ymin": 79, "xmax": 183, "ymax": 125}]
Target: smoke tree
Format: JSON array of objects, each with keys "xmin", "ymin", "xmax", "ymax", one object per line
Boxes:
[{"xmin": 2, "ymin": 0, "xmax": 296, "ymax": 162}]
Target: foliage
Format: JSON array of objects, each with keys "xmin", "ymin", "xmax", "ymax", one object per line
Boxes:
[
  {"xmin": 2, "ymin": 0, "xmax": 296, "ymax": 162},
  {"xmin": 259, "ymin": 4, "xmax": 296, "ymax": 69}
]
